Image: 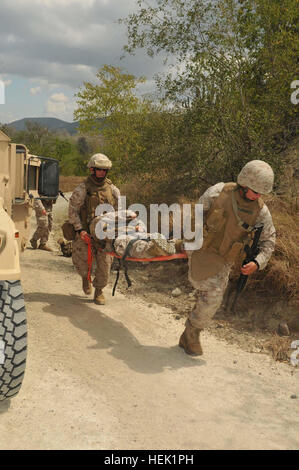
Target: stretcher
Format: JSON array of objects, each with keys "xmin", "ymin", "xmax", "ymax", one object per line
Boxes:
[{"xmin": 83, "ymin": 233, "xmax": 188, "ymax": 295}]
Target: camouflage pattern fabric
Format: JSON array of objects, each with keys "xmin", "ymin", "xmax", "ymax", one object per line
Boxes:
[
  {"xmin": 69, "ymin": 180, "xmax": 120, "ymax": 289},
  {"xmin": 113, "ymin": 234, "xmax": 176, "ymax": 258},
  {"xmin": 237, "ymin": 160, "xmax": 274, "ymax": 194},
  {"xmin": 90, "ymin": 210, "xmax": 176, "ymax": 258},
  {"xmin": 31, "ymin": 199, "xmax": 53, "ymax": 245},
  {"xmin": 186, "ymin": 182, "xmax": 276, "ymax": 329},
  {"xmin": 68, "ymin": 181, "xmax": 121, "ymax": 231},
  {"xmin": 190, "ymin": 182, "xmax": 276, "ymax": 271},
  {"xmin": 188, "ymin": 263, "xmax": 231, "ymax": 329},
  {"xmin": 57, "ymin": 238, "xmax": 73, "ymax": 257},
  {"xmin": 72, "ymin": 235, "xmax": 112, "ymax": 289}
]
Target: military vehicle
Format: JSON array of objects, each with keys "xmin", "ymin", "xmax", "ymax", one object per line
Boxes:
[{"xmin": 0, "ymin": 129, "xmax": 59, "ymax": 401}]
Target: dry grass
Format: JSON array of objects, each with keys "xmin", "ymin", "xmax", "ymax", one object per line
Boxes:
[
  {"xmin": 263, "ymin": 334, "xmax": 294, "ymax": 362},
  {"xmin": 245, "ymin": 195, "xmax": 299, "ymax": 304},
  {"xmin": 59, "ymin": 175, "xmax": 85, "ymax": 192}
]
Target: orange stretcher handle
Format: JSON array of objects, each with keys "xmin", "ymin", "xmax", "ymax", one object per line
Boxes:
[
  {"xmin": 83, "ymin": 233, "xmax": 188, "ymax": 263},
  {"xmin": 83, "ymin": 233, "xmax": 93, "ymax": 282},
  {"xmin": 103, "ymin": 251, "xmax": 187, "ymax": 262}
]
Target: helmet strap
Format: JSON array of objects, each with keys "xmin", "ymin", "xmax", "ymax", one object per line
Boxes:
[
  {"xmin": 239, "ymin": 186, "xmax": 253, "ymax": 202},
  {"xmin": 90, "ymin": 167, "xmax": 108, "ymax": 183},
  {"xmin": 239, "ymin": 186, "xmax": 260, "ymax": 202}
]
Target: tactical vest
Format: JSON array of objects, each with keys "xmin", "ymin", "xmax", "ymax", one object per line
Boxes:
[
  {"xmin": 190, "ymin": 182, "xmax": 263, "ymax": 283},
  {"xmin": 80, "ymin": 176, "xmax": 118, "ymax": 232}
]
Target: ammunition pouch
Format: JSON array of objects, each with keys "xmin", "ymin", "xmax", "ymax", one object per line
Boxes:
[
  {"xmin": 190, "ymin": 249, "xmax": 226, "ymax": 282},
  {"xmin": 206, "ymin": 208, "xmax": 226, "ymax": 232},
  {"xmin": 224, "ymin": 241, "xmax": 244, "ymax": 263},
  {"xmin": 62, "ymin": 221, "xmax": 76, "ymax": 241},
  {"xmin": 201, "ymin": 209, "xmax": 226, "ymax": 251}
]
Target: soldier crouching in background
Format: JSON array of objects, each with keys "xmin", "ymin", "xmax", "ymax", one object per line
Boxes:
[{"xmin": 30, "ymin": 198, "xmax": 56, "ymax": 252}]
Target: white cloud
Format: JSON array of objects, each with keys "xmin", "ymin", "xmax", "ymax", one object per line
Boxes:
[
  {"xmin": 0, "ymin": 82, "xmax": 4, "ymax": 105},
  {"xmin": 0, "ymin": 75, "xmax": 12, "ymax": 87},
  {"xmin": 0, "ymin": 110, "xmax": 14, "ymax": 123},
  {"xmin": 50, "ymin": 92, "xmax": 69, "ymax": 103},
  {"xmin": 30, "ymin": 86, "xmax": 41, "ymax": 95},
  {"xmin": 45, "ymin": 92, "xmax": 75, "ymax": 119},
  {"xmin": 0, "ymin": 0, "xmax": 168, "ymax": 120},
  {"xmin": 0, "ymin": 0, "xmax": 165, "ymax": 90},
  {"xmin": 45, "ymin": 99, "xmax": 68, "ymax": 115}
]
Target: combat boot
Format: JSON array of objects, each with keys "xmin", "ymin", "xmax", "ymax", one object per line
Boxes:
[
  {"xmin": 179, "ymin": 319, "xmax": 203, "ymax": 356},
  {"xmin": 147, "ymin": 234, "xmax": 176, "ymax": 257},
  {"xmin": 175, "ymin": 239, "xmax": 184, "ymax": 253},
  {"xmin": 38, "ymin": 243, "xmax": 53, "ymax": 252},
  {"xmin": 94, "ymin": 289, "xmax": 106, "ymax": 305},
  {"xmin": 30, "ymin": 238, "xmax": 38, "ymax": 249},
  {"xmin": 82, "ymin": 277, "xmax": 92, "ymax": 295}
]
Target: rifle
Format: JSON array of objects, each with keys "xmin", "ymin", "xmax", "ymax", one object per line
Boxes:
[
  {"xmin": 226, "ymin": 224, "xmax": 264, "ymax": 314},
  {"xmin": 59, "ymin": 190, "xmax": 69, "ymax": 202}
]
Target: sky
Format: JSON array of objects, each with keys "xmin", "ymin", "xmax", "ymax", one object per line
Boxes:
[{"xmin": 0, "ymin": 0, "xmax": 165, "ymax": 124}]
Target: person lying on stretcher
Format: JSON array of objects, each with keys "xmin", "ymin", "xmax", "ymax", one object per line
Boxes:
[{"xmin": 89, "ymin": 209, "xmax": 183, "ymax": 258}]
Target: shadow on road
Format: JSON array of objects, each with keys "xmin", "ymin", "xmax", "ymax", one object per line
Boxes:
[
  {"xmin": 0, "ymin": 399, "xmax": 11, "ymax": 414},
  {"xmin": 26, "ymin": 291, "xmax": 205, "ymax": 374}
]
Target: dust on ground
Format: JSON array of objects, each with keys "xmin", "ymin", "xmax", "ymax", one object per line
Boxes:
[{"xmin": 53, "ymin": 191, "xmax": 299, "ymax": 364}]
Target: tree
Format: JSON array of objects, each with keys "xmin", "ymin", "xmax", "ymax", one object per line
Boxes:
[
  {"xmin": 74, "ymin": 65, "xmax": 152, "ymax": 180},
  {"xmin": 121, "ymin": 0, "xmax": 299, "ymax": 188},
  {"xmin": 77, "ymin": 136, "xmax": 90, "ymax": 157}
]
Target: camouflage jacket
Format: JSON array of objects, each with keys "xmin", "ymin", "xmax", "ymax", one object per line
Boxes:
[
  {"xmin": 197, "ymin": 182, "xmax": 276, "ymax": 270},
  {"xmin": 33, "ymin": 198, "xmax": 53, "ymax": 215},
  {"xmin": 68, "ymin": 180, "xmax": 121, "ymax": 232}
]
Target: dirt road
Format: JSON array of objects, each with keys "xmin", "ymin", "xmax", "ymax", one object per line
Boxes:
[{"xmin": 0, "ymin": 201, "xmax": 298, "ymax": 450}]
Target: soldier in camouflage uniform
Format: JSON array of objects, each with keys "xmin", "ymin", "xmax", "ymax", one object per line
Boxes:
[
  {"xmin": 179, "ymin": 160, "xmax": 276, "ymax": 356},
  {"xmin": 68, "ymin": 153, "xmax": 120, "ymax": 305},
  {"xmin": 30, "ymin": 198, "xmax": 55, "ymax": 251},
  {"xmin": 89, "ymin": 209, "xmax": 177, "ymax": 258}
]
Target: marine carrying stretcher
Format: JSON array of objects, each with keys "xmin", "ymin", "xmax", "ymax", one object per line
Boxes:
[{"xmin": 82, "ymin": 233, "xmax": 188, "ymax": 295}]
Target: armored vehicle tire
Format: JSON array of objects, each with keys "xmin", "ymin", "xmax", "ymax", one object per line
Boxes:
[{"xmin": 0, "ymin": 280, "xmax": 27, "ymax": 401}]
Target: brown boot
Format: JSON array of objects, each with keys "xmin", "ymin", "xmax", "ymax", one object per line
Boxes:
[
  {"xmin": 38, "ymin": 243, "xmax": 53, "ymax": 252},
  {"xmin": 82, "ymin": 277, "xmax": 92, "ymax": 295},
  {"xmin": 94, "ymin": 289, "xmax": 106, "ymax": 305},
  {"xmin": 175, "ymin": 239, "xmax": 184, "ymax": 253},
  {"xmin": 147, "ymin": 235, "xmax": 176, "ymax": 257},
  {"xmin": 179, "ymin": 319, "xmax": 203, "ymax": 356},
  {"xmin": 30, "ymin": 238, "xmax": 38, "ymax": 249}
]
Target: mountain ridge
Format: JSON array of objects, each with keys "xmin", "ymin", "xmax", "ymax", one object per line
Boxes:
[{"xmin": 7, "ymin": 117, "xmax": 79, "ymax": 135}]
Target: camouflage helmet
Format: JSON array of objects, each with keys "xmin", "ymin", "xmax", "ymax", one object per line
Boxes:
[
  {"xmin": 87, "ymin": 153, "xmax": 112, "ymax": 170},
  {"xmin": 237, "ymin": 160, "xmax": 274, "ymax": 194}
]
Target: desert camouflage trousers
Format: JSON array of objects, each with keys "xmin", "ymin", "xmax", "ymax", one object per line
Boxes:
[
  {"xmin": 31, "ymin": 212, "xmax": 53, "ymax": 245},
  {"xmin": 188, "ymin": 262, "xmax": 231, "ymax": 330},
  {"xmin": 114, "ymin": 237, "xmax": 151, "ymax": 258},
  {"xmin": 113, "ymin": 236, "xmax": 174, "ymax": 258},
  {"xmin": 72, "ymin": 235, "xmax": 112, "ymax": 289}
]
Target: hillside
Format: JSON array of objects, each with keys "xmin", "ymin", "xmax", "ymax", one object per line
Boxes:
[{"xmin": 8, "ymin": 117, "xmax": 79, "ymax": 135}]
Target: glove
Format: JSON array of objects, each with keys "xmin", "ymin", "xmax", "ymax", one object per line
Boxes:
[{"xmin": 241, "ymin": 261, "xmax": 258, "ymax": 276}]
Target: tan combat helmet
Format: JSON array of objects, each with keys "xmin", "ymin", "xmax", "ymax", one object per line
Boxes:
[
  {"xmin": 237, "ymin": 160, "xmax": 274, "ymax": 194},
  {"xmin": 87, "ymin": 153, "xmax": 112, "ymax": 170}
]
